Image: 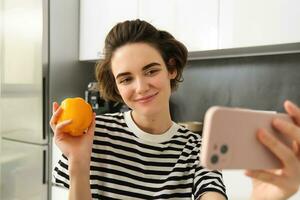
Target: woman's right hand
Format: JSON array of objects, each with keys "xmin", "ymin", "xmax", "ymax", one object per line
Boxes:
[{"xmin": 49, "ymin": 102, "xmax": 96, "ymax": 164}]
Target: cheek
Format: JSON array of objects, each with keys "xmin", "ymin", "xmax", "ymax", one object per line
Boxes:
[
  {"xmin": 117, "ymin": 85, "xmax": 132, "ymax": 100},
  {"xmin": 158, "ymin": 75, "xmax": 172, "ymax": 90}
]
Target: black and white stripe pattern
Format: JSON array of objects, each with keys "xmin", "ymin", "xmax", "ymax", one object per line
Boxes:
[{"xmin": 53, "ymin": 112, "xmax": 227, "ymax": 200}]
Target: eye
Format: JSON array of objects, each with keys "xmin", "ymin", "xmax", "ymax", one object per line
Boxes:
[
  {"xmin": 119, "ymin": 77, "xmax": 132, "ymax": 85},
  {"xmin": 145, "ymin": 69, "xmax": 160, "ymax": 76}
]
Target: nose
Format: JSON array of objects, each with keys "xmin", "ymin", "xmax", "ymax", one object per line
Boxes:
[{"xmin": 136, "ymin": 77, "xmax": 149, "ymax": 94}]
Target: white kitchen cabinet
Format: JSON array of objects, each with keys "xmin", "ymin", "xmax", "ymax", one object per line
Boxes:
[
  {"xmin": 139, "ymin": 0, "xmax": 219, "ymax": 52},
  {"xmin": 80, "ymin": 0, "xmax": 300, "ymax": 61},
  {"xmin": 138, "ymin": 0, "xmax": 177, "ymax": 36},
  {"xmin": 219, "ymin": 0, "xmax": 300, "ymax": 49},
  {"xmin": 175, "ymin": 0, "xmax": 218, "ymax": 51},
  {"xmin": 79, "ymin": 0, "xmax": 138, "ymax": 61},
  {"xmin": 80, "ymin": 0, "xmax": 219, "ymax": 60}
]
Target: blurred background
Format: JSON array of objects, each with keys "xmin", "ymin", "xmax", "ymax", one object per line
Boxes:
[{"xmin": 1, "ymin": 0, "xmax": 300, "ymax": 199}]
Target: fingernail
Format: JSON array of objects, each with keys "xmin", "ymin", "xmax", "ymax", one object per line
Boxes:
[{"xmin": 286, "ymin": 100, "xmax": 298, "ymax": 111}]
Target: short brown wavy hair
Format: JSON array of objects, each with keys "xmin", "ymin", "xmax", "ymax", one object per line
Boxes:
[{"xmin": 95, "ymin": 19, "xmax": 188, "ymax": 102}]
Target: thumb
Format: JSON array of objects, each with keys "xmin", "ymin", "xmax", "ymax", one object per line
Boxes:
[{"xmin": 86, "ymin": 113, "xmax": 96, "ymax": 138}]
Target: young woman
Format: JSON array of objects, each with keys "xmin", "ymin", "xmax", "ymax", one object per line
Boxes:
[{"xmin": 50, "ymin": 19, "xmax": 300, "ymax": 200}]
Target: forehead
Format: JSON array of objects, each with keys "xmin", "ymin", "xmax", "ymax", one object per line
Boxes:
[{"xmin": 111, "ymin": 43, "xmax": 164, "ymax": 75}]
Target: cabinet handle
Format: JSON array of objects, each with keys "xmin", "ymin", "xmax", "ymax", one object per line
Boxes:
[
  {"xmin": 42, "ymin": 77, "xmax": 46, "ymax": 140},
  {"xmin": 42, "ymin": 150, "xmax": 46, "ymax": 184}
]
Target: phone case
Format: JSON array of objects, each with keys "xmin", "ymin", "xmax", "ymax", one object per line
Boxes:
[{"xmin": 200, "ymin": 106, "xmax": 292, "ymax": 170}]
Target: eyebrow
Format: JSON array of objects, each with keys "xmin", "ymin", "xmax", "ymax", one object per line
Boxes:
[{"xmin": 115, "ymin": 62, "xmax": 161, "ymax": 79}]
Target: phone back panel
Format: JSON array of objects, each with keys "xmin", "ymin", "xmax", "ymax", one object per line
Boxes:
[{"xmin": 200, "ymin": 106, "xmax": 292, "ymax": 170}]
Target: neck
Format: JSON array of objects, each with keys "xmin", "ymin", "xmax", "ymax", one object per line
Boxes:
[{"xmin": 131, "ymin": 109, "xmax": 173, "ymax": 135}]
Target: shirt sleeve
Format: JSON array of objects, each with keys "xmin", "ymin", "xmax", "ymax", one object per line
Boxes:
[
  {"xmin": 193, "ymin": 139, "xmax": 227, "ymax": 199},
  {"xmin": 53, "ymin": 154, "xmax": 70, "ymax": 189}
]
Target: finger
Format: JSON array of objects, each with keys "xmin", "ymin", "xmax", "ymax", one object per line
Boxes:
[
  {"xmin": 52, "ymin": 102, "xmax": 59, "ymax": 114},
  {"xmin": 55, "ymin": 119, "xmax": 72, "ymax": 134},
  {"xmin": 245, "ymin": 169, "xmax": 282, "ymax": 186},
  {"xmin": 284, "ymin": 100, "xmax": 300, "ymax": 125},
  {"xmin": 50, "ymin": 106, "xmax": 63, "ymax": 127},
  {"xmin": 257, "ymin": 129, "xmax": 297, "ymax": 167},
  {"xmin": 272, "ymin": 118, "xmax": 300, "ymax": 143},
  {"xmin": 87, "ymin": 113, "xmax": 96, "ymax": 134}
]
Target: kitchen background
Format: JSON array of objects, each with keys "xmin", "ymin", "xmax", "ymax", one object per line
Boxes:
[
  {"xmin": 171, "ymin": 53, "xmax": 300, "ymax": 122},
  {"xmin": 1, "ymin": 0, "xmax": 300, "ymax": 200}
]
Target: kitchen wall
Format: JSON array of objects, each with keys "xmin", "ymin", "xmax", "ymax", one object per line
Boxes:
[
  {"xmin": 170, "ymin": 52, "xmax": 300, "ymax": 199},
  {"xmin": 170, "ymin": 53, "xmax": 300, "ymax": 122}
]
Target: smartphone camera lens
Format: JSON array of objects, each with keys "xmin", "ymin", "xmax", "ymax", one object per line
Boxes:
[
  {"xmin": 220, "ymin": 144, "xmax": 228, "ymax": 154},
  {"xmin": 210, "ymin": 154, "xmax": 219, "ymax": 164}
]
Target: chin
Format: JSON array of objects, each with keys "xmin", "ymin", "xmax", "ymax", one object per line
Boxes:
[{"xmin": 133, "ymin": 105, "xmax": 162, "ymax": 117}]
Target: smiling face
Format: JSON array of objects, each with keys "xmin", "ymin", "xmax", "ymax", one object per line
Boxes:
[{"xmin": 111, "ymin": 42, "xmax": 177, "ymax": 117}]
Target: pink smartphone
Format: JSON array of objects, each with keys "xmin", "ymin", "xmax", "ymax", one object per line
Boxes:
[{"xmin": 200, "ymin": 106, "xmax": 293, "ymax": 170}]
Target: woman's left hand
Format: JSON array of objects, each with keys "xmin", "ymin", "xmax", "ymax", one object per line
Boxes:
[{"xmin": 245, "ymin": 100, "xmax": 300, "ymax": 200}]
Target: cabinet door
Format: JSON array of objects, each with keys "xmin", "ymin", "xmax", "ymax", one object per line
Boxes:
[
  {"xmin": 138, "ymin": 0, "xmax": 176, "ymax": 34},
  {"xmin": 138, "ymin": 0, "xmax": 219, "ymax": 52},
  {"xmin": 1, "ymin": 0, "xmax": 45, "ymax": 144},
  {"xmin": 79, "ymin": 0, "xmax": 138, "ymax": 61},
  {"xmin": 219, "ymin": 0, "xmax": 300, "ymax": 49},
  {"xmin": 1, "ymin": 140, "xmax": 48, "ymax": 200},
  {"xmin": 176, "ymin": 0, "xmax": 218, "ymax": 51}
]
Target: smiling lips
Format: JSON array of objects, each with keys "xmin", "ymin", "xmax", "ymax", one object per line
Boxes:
[{"xmin": 135, "ymin": 92, "xmax": 158, "ymax": 103}]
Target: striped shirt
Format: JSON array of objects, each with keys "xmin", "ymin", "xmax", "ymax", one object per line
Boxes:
[{"xmin": 53, "ymin": 111, "xmax": 227, "ymax": 199}]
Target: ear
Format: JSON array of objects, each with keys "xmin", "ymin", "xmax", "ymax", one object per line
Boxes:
[
  {"xmin": 168, "ymin": 68, "xmax": 177, "ymax": 80},
  {"xmin": 167, "ymin": 58, "xmax": 177, "ymax": 79}
]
